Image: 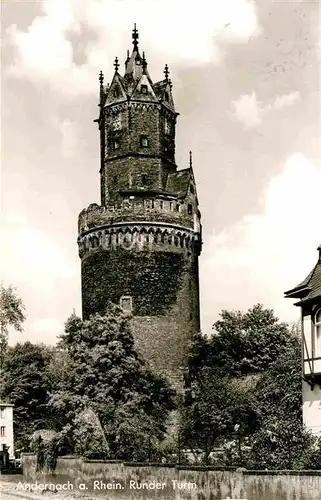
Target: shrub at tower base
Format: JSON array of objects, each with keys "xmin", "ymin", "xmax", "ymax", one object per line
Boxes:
[{"xmin": 48, "ymin": 305, "xmax": 176, "ymax": 461}]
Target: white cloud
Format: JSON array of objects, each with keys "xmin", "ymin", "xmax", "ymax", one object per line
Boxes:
[
  {"xmin": 200, "ymin": 153, "xmax": 321, "ymax": 333},
  {"xmin": 0, "ymin": 212, "xmax": 77, "ymax": 293},
  {"xmin": 0, "ymin": 212, "xmax": 79, "ymax": 345},
  {"xmin": 273, "ymin": 91, "xmax": 300, "ymax": 109},
  {"xmin": 231, "ymin": 91, "xmax": 262, "ymax": 128},
  {"xmin": 232, "ymin": 90, "xmax": 301, "ymax": 128},
  {"xmin": 51, "ymin": 118, "xmax": 78, "ymax": 158},
  {"xmin": 5, "ymin": 0, "xmax": 259, "ymax": 94}
]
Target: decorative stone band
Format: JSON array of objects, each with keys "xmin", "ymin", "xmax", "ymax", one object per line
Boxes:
[{"xmin": 77, "ymin": 221, "xmax": 201, "ymax": 259}]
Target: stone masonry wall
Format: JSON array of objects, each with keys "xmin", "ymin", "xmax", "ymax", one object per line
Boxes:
[{"xmin": 22, "ymin": 454, "xmax": 321, "ymax": 500}]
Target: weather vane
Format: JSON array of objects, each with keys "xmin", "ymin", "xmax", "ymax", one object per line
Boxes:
[
  {"xmin": 132, "ymin": 23, "xmax": 139, "ymax": 50},
  {"xmin": 164, "ymin": 64, "xmax": 169, "ymax": 81}
]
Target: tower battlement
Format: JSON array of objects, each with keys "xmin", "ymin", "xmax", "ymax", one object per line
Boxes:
[{"xmin": 78, "ymin": 26, "xmax": 202, "ymax": 386}]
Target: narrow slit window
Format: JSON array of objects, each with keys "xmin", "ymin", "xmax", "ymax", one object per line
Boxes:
[
  {"xmin": 120, "ymin": 296, "xmax": 132, "ymax": 313},
  {"xmin": 0, "ymin": 426, "xmax": 6, "ymax": 437},
  {"xmin": 140, "ymin": 135, "xmax": 149, "ymax": 147},
  {"xmin": 188, "ymin": 204, "xmax": 193, "ymax": 215},
  {"xmin": 141, "ymin": 84, "xmax": 148, "ymax": 94}
]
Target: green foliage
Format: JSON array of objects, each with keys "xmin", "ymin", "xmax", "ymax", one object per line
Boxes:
[
  {"xmin": 248, "ymin": 417, "xmax": 314, "ymax": 469},
  {"xmin": 185, "ymin": 304, "xmax": 310, "ymax": 469},
  {"xmin": 50, "ymin": 304, "xmax": 175, "ymax": 460},
  {"xmin": 72, "ymin": 409, "xmax": 109, "ymax": 459},
  {"xmin": 32, "ymin": 433, "xmax": 61, "ymax": 473},
  {"xmin": 297, "ymin": 437, "xmax": 321, "ymax": 469},
  {"xmin": 209, "ymin": 304, "xmax": 294, "ymax": 376},
  {"xmin": 182, "ymin": 369, "xmax": 259, "ymax": 464},
  {"xmin": 246, "ymin": 338, "xmax": 314, "ymax": 469},
  {"xmin": 0, "ymin": 285, "xmax": 26, "ymax": 341},
  {"xmin": 2, "ymin": 342, "xmax": 53, "ymax": 450}
]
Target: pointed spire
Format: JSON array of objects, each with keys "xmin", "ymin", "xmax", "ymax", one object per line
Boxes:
[
  {"xmin": 189, "ymin": 151, "xmax": 193, "ymax": 168},
  {"xmin": 125, "ymin": 49, "xmax": 130, "ymax": 68},
  {"xmin": 99, "ymin": 70, "xmax": 104, "ymax": 87},
  {"xmin": 99, "ymin": 71, "xmax": 104, "ymax": 107},
  {"xmin": 142, "ymin": 52, "xmax": 147, "ymax": 74},
  {"xmin": 114, "ymin": 57, "xmax": 119, "ymax": 72},
  {"xmin": 132, "ymin": 23, "xmax": 139, "ymax": 50},
  {"xmin": 164, "ymin": 64, "xmax": 170, "ymax": 81}
]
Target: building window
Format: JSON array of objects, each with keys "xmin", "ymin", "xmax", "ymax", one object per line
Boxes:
[
  {"xmin": 169, "ymin": 202, "xmax": 173, "ymax": 211},
  {"xmin": 188, "ymin": 203, "xmax": 193, "ymax": 215},
  {"xmin": 142, "ymin": 174, "xmax": 147, "ymax": 185},
  {"xmin": 315, "ymin": 308, "xmax": 321, "ymax": 357},
  {"xmin": 176, "ymin": 204, "xmax": 180, "ymax": 212},
  {"xmin": 160, "ymin": 200, "xmax": 164, "ymax": 209},
  {"xmin": 0, "ymin": 408, "xmax": 5, "ymax": 419},
  {"xmin": 113, "ymin": 115, "xmax": 121, "ymax": 130},
  {"xmin": 0, "ymin": 426, "xmax": 6, "ymax": 437},
  {"xmin": 190, "ymin": 185, "xmax": 195, "ymax": 194},
  {"xmin": 165, "ymin": 119, "xmax": 170, "ymax": 135},
  {"xmin": 140, "ymin": 135, "xmax": 149, "ymax": 147},
  {"xmin": 141, "ymin": 84, "xmax": 148, "ymax": 94},
  {"xmin": 113, "ymin": 87, "xmax": 119, "ymax": 98},
  {"xmin": 120, "ymin": 296, "xmax": 132, "ymax": 313}
]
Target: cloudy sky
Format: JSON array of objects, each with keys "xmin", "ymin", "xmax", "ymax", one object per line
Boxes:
[{"xmin": 1, "ymin": 0, "xmax": 320, "ymax": 344}]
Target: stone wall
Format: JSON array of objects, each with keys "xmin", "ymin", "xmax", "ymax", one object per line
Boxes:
[
  {"xmin": 21, "ymin": 455, "xmax": 321, "ymax": 500},
  {"xmin": 81, "ymin": 244, "xmax": 200, "ymax": 384}
]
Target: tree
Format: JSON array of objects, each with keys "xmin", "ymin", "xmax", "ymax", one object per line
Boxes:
[
  {"xmin": 2, "ymin": 342, "xmax": 53, "ymax": 450},
  {"xmin": 49, "ymin": 305, "xmax": 175, "ymax": 460},
  {"xmin": 0, "ymin": 285, "xmax": 26, "ymax": 346},
  {"xmin": 248, "ymin": 337, "xmax": 307, "ymax": 469},
  {"xmin": 207, "ymin": 304, "xmax": 296, "ymax": 376},
  {"xmin": 181, "ymin": 368, "xmax": 259, "ymax": 465},
  {"xmin": 185, "ymin": 304, "xmax": 305, "ymax": 468}
]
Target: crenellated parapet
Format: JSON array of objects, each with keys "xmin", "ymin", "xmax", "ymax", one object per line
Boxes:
[
  {"xmin": 78, "ymin": 222, "xmax": 201, "ymax": 259},
  {"xmin": 78, "ymin": 199, "xmax": 201, "ymax": 236}
]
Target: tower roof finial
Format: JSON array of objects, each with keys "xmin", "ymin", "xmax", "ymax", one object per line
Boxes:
[
  {"xmin": 132, "ymin": 23, "xmax": 139, "ymax": 50},
  {"xmin": 164, "ymin": 64, "xmax": 170, "ymax": 81},
  {"xmin": 114, "ymin": 57, "xmax": 119, "ymax": 72},
  {"xmin": 189, "ymin": 151, "xmax": 193, "ymax": 168},
  {"xmin": 99, "ymin": 70, "xmax": 104, "ymax": 87},
  {"xmin": 142, "ymin": 51, "xmax": 147, "ymax": 73}
]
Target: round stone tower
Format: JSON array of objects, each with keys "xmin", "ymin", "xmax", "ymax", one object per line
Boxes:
[{"xmin": 78, "ymin": 26, "xmax": 202, "ymax": 387}]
